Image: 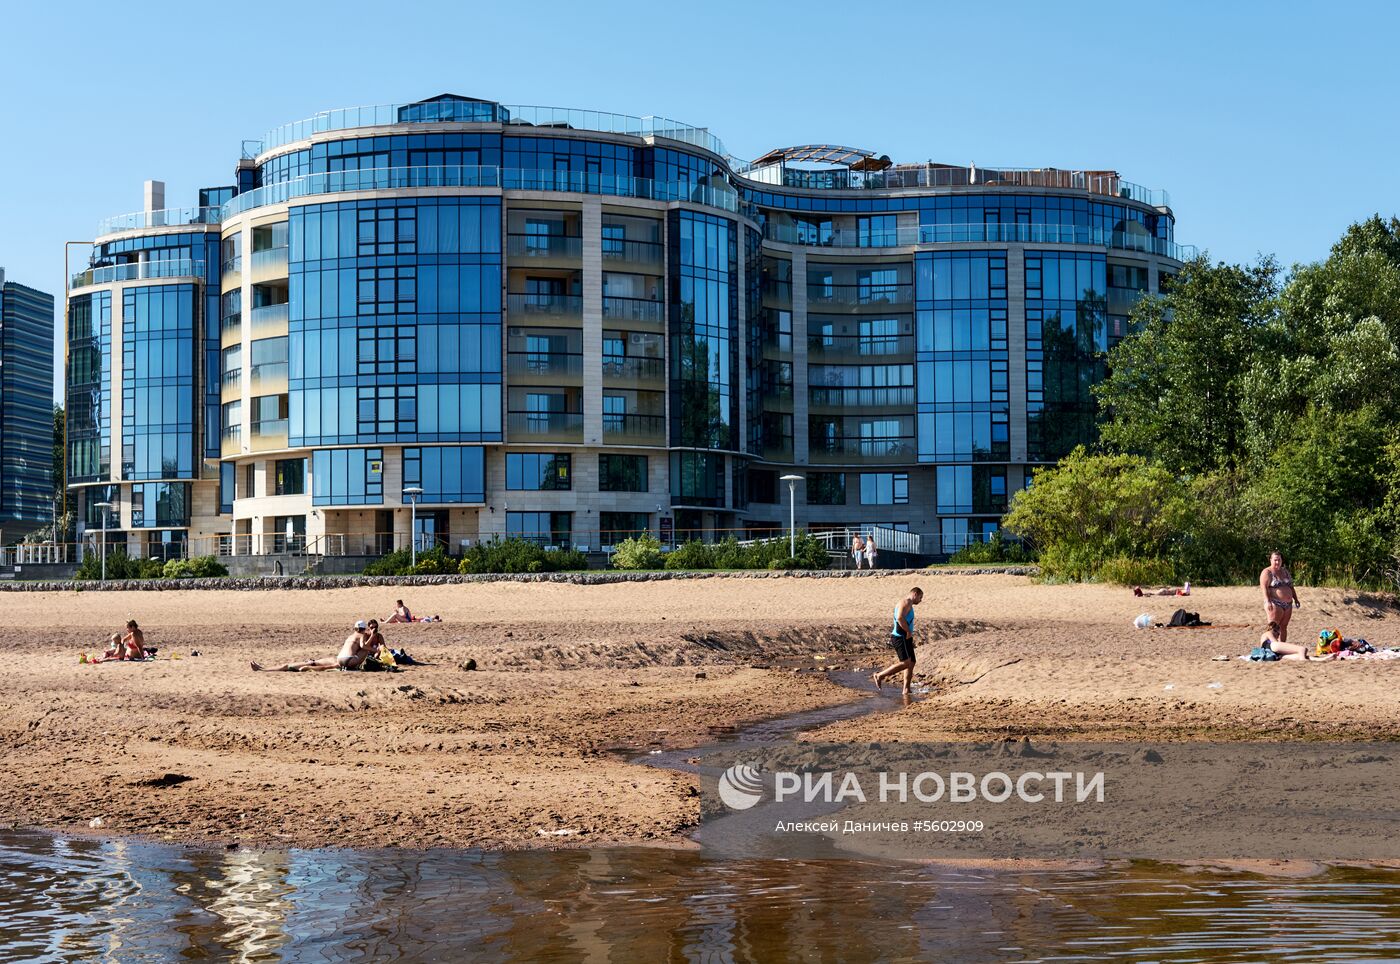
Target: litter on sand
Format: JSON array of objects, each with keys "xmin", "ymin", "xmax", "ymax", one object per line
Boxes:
[
  {"xmin": 1163, "ymin": 684, "xmax": 1175, "ymax": 691},
  {"xmin": 1207, "ymin": 682, "xmax": 1223, "ymax": 689}
]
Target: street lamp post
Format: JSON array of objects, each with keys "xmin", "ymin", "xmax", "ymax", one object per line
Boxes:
[
  {"xmin": 780, "ymin": 475, "xmax": 804, "ymax": 559},
  {"xmin": 403, "ymin": 487, "xmax": 424, "ymax": 568},
  {"xmin": 93, "ymin": 500, "xmax": 115, "ymax": 581}
]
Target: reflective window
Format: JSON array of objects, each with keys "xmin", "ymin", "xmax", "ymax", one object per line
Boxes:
[
  {"xmin": 599, "ymin": 454, "xmax": 648, "ymax": 492},
  {"xmin": 130, "ymin": 482, "xmax": 190, "ymax": 528},
  {"xmin": 808, "ymin": 472, "xmax": 846, "ymax": 506},
  {"xmin": 669, "ymin": 211, "xmax": 738, "ymax": 452},
  {"xmin": 311, "ymin": 448, "xmax": 384, "ymax": 505},
  {"xmin": 121, "ymin": 285, "xmax": 197, "ymax": 481},
  {"xmin": 403, "ymin": 446, "xmax": 485, "ymax": 503},
  {"xmin": 506, "ymin": 510, "xmax": 572, "ymax": 546},
  {"xmin": 860, "ymin": 473, "xmax": 909, "ymax": 505},
  {"xmin": 505, "ymin": 452, "xmax": 571, "ymax": 490},
  {"xmin": 600, "ymin": 512, "xmax": 649, "ymax": 543},
  {"xmin": 274, "ymin": 458, "xmax": 306, "ymax": 496},
  {"xmin": 1024, "ymin": 252, "xmax": 1107, "ymax": 462}
]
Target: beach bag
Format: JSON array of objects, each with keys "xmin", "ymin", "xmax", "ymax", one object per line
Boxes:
[
  {"xmin": 1249, "ymin": 646, "xmax": 1281, "ymax": 662},
  {"xmin": 1168, "ymin": 609, "xmax": 1207, "ymax": 627}
]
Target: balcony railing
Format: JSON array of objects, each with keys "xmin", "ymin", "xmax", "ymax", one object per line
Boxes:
[
  {"xmin": 806, "ymin": 285, "xmax": 914, "ymax": 308},
  {"xmin": 70, "ymin": 259, "xmax": 205, "ymax": 290},
  {"xmin": 220, "ymin": 314, "xmax": 242, "ymax": 336},
  {"xmin": 507, "ymin": 411, "xmax": 584, "ymax": 439},
  {"xmin": 810, "ymin": 436, "xmax": 918, "ymax": 461},
  {"xmin": 602, "ymin": 296, "xmax": 665, "ymax": 324},
  {"xmin": 251, "ymin": 246, "xmax": 289, "ymax": 274},
  {"xmin": 807, "ymin": 334, "xmax": 916, "ymax": 358},
  {"xmin": 249, "ymin": 303, "xmax": 289, "ymax": 331},
  {"xmin": 253, "ymin": 419, "xmax": 288, "ymax": 437},
  {"xmin": 506, "ymin": 234, "xmax": 583, "ymax": 259},
  {"xmin": 505, "ymin": 352, "xmax": 584, "ymax": 379},
  {"xmin": 253, "ymin": 101, "xmax": 727, "ymax": 157},
  {"xmin": 808, "ymin": 386, "xmax": 917, "ymax": 408},
  {"xmin": 602, "ymin": 413, "xmax": 666, "ymax": 443},
  {"xmin": 737, "ymin": 161, "xmax": 1171, "ymax": 207},
  {"xmin": 219, "ymin": 166, "xmax": 743, "ymax": 221},
  {"xmin": 249, "ymin": 362, "xmax": 289, "ymax": 388},
  {"xmin": 602, "ymin": 356, "xmax": 665, "ymax": 381},
  {"xmin": 221, "ymin": 368, "xmax": 242, "ymax": 390},
  {"xmin": 601, "ymin": 239, "xmax": 663, "ymax": 266},
  {"xmin": 96, "ymin": 207, "xmax": 223, "ymax": 238},
  {"xmin": 507, "ymin": 293, "xmax": 583, "ymax": 319}
]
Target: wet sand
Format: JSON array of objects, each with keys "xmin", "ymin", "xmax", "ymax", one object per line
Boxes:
[{"xmin": 3, "ymin": 575, "xmax": 1397, "ymax": 850}]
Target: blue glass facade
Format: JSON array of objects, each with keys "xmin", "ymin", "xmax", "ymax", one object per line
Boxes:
[
  {"xmin": 287, "ymin": 197, "xmax": 503, "ymax": 445},
  {"xmin": 72, "ymin": 93, "xmax": 1188, "ymax": 557},
  {"xmin": 66, "ymin": 291, "xmax": 112, "ymax": 483},
  {"xmin": 122, "ymin": 285, "xmax": 198, "ymax": 480},
  {"xmin": 0, "ymin": 279, "xmax": 56, "ymax": 537}
]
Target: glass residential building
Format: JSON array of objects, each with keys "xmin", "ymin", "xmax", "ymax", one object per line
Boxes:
[
  {"xmin": 67, "ymin": 94, "xmax": 1192, "ymax": 557},
  {"xmin": 0, "ymin": 270, "xmax": 56, "ymax": 543}
]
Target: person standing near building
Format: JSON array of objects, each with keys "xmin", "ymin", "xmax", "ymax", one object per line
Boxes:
[
  {"xmin": 865, "ymin": 533, "xmax": 879, "ymax": 569},
  {"xmin": 873, "ymin": 586, "xmax": 922, "ymax": 694},
  {"xmin": 851, "ymin": 533, "xmax": 866, "ymax": 570}
]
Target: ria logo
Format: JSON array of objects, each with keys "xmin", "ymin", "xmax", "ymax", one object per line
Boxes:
[{"xmin": 718, "ymin": 762, "xmax": 765, "ymax": 810}]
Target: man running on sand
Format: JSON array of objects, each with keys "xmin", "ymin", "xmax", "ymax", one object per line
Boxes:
[
  {"xmin": 251, "ymin": 621, "xmax": 374, "ymax": 672},
  {"xmin": 874, "ymin": 586, "xmax": 923, "ymax": 694}
]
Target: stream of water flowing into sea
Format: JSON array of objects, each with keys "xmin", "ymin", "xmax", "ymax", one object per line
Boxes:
[{"xmin": 7, "ymin": 673, "xmax": 1398, "ymax": 962}]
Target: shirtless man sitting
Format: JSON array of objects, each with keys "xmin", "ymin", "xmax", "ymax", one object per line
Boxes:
[{"xmin": 251, "ymin": 621, "xmax": 375, "ymax": 672}]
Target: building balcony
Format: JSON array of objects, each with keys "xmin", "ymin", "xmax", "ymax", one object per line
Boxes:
[
  {"xmin": 809, "ymin": 435, "xmax": 917, "ymax": 464},
  {"xmin": 602, "ymin": 355, "xmax": 665, "ymax": 387},
  {"xmin": 806, "ymin": 286, "xmax": 913, "ymax": 311},
  {"xmin": 221, "ymin": 369, "xmax": 242, "ymax": 401},
  {"xmin": 250, "ymin": 246, "xmax": 289, "ymax": 283},
  {"xmin": 251, "ymin": 420, "xmax": 288, "ymax": 452},
  {"xmin": 808, "ymin": 386, "xmax": 917, "ymax": 413},
  {"xmin": 506, "ymin": 234, "xmax": 582, "ymax": 265},
  {"xmin": 760, "ymin": 389, "xmax": 795, "ymax": 412},
  {"xmin": 220, "ymin": 425, "xmax": 243, "ymax": 457},
  {"xmin": 249, "ymin": 362, "xmax": 289, "ymax": 396},
  {"xmin": 807, "ymin": 334, "xmax": 916, "ymax": 361},
  {"xmin": 602, "ymin": 297, "xmax": 664, "ymax": 328},
  {"xmin": 762, "ymin": 281, "xmax": 792, "ymax": 309},
  {"xmin": 220, "ymin": 315, "xmax": 242, "ymax": 348},
  {"xmin": 602, "ymin": 413, "xmax": 666, "ymax": 446},
  {"xmin": 70, "ymin": 258, "xmax": 206, "ymax": 290},
  {"xmin": 507, "ymin": 411, "xmax": 584, "ymax": 443},
  {"xmin": 601, "ymin": 239, "xmax": 663, "ymax": 270},
  {"xmin": 506, "ymin": 352, "xmax": 584, "ymax": 386},
  {"xmin": 96, "ymin": 206, "xmax": 222, "ymax": 238},
  {"xmin": 249, "ymin": 303, "xmax": 289, "ymax": 336},
  {"xmin": 507, "ymin": 293, "xmax": 583, "ymax": 327}
]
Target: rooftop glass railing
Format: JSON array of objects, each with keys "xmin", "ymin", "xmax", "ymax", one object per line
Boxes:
[
  {"xmin": 220, "ymin": 166, "xmax": 742, "ymax": 220},
  {"xmin": 252, "ymin": 101, "xmax": 727, "ymax": 157},
  {"xmin": 96, "ymin": 207, "xmax": 223, "ymax": 237},
  {"xmin": 737, "ymin": 162, "xmax": 1172, "ymax": 208},
  {"xmin": 70, "ymin": 259, "xmax": 206, "ymax": 289},
  {"xmin": 761, "ymin": 221, "xmax": 1195, "ymax": 260}
]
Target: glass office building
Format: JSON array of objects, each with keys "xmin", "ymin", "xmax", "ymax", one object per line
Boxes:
[
  {"xmin": 0, "ymin": 271, "xmax": 56, "ymax": 543},
  {"xmin": 68, "ymin": 94, "xmax": 1192, "ymax": 558}
]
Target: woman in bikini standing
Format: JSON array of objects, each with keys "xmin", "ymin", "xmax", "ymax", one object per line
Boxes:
[{"xmin": 1260, "ymin": 551, "xmax": 1302, "ymax": 643}]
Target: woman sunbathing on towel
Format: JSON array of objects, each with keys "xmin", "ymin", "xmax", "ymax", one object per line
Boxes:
[{"xmin": 1259, "ymin": 621, "xmax": 1330, "ymax": 661}]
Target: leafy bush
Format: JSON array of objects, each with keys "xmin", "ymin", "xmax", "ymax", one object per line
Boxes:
[
  {"xmin": 162, "ymin": 555, "xmax": 228, "ymax": 579},
  {"xmin": 74, "ymin": 549, "xmax": 164, "ymax": 581},
  {"xmin": 410, "ymin": 546, "xmax": 457, "ymax": 575},
  {"xmin": 363, "ymin": 548, "xmax": 414, "ymax": 576},
  {"xmin": 664, "ymin": 540, "xmax": 715, "ymax": 570},
  {"xmin": 946, "ymin": 533, "xmax": 1035, "ymax": 565},
  {"xmin": 610, "ymin": 534, "xmax": 663, "ymax": 570},
  {"xmin": 1096, "ymin": 556, "xmax": 1179, "ymax": 587},
  {"xmin": 458, "ymin": 538, "xmax": 588, "ymax": 574}
]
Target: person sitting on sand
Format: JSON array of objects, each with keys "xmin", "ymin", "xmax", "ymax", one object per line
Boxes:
[
  {"xmin": 1259, "ymin": 621, "xmax": 1329, "ymax": 661},
  {"xmin": 385, "ymin": 599, "xmax": 413, "ymax": 624},
  {"xmin": 93, "ymin": 632, "xmax": 134, "ymax": 662},
  {"xmin": 251, "ymin": 621, "xmax": 374, "ymax": 672},
  {"xmin": 873, "ymin": 586, "xmax": 923, "ymax": 694},
  {"xmin": 94, "ymin": 621, "xmax": 146, "ymax": 662}
]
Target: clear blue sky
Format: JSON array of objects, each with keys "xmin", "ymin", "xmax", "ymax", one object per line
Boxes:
[{"xmin": 2, "ymin": 0, "xmax": 1397, "ymax": 401}]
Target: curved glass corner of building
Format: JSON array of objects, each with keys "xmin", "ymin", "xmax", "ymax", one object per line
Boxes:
[{"xmin": 69, "ymin": 92, "xmax": 1193, "ymax": 564}]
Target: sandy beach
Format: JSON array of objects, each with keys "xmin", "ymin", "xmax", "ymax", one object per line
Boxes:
[{"xmin": 4, "ymin": 574, "xmax": 1397, "ymax": 851}]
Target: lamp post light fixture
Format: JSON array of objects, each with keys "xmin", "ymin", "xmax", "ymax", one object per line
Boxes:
[
  {"xmin": 93, "ymin": 501, "xmax": 115, "ymax": 581},
  {"xmin": 403, "ymin": 487, "xmax": 424, "ymax": 568},
  {"xmin": 779, "ymin": 475, "xmax": 804, "ymax": 559}
]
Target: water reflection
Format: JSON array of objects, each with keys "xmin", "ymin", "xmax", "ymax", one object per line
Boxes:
[{"xmin": 3, "ymin": 831, "xmax": 1399, "ymax": 962}]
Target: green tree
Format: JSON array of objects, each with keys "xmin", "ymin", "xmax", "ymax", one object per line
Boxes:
[
  {"xmin": 1096, "ymin": 257, "xmax": 1279, "ymax": 475},
  {"xmin": 1003, "ymin": 448, "xmax": 1192, "ymax": 582}
]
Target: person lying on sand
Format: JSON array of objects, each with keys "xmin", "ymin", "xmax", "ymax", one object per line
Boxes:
[
  {"xmin": 251, "ymin": 621, "xmax": 375, "ymax": 672},
  {"xmin": 1259, "ymin": 621, "xmax": 1331, "ymax": 661},
  {"xmin": 1134, "ymin": 584, "xmax": 1190, "ymax": 597}
]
